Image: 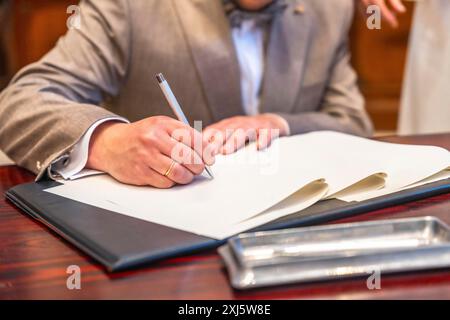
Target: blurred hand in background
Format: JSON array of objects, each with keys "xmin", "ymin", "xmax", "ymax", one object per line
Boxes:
[{"xmin": 362, "ymin": 0, "xmax": 407, "ymax": 28}]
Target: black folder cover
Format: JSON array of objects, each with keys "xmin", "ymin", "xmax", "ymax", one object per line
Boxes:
[{"xmin": 5, "ymin": 179, "xmax": 450, "ymax": 272}]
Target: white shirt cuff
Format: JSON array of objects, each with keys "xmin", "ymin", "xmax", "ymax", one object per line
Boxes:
[{"xmin": 51, "ymin": 117, "xmax": 129, "ymax": 180}]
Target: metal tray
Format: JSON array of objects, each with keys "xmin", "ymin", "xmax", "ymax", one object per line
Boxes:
[{"xmin": 219, "ymin": 216, "xmax": 450, "ymax": 289}]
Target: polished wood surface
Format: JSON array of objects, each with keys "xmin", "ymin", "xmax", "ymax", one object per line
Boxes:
[{"xmin": 0, "ymin": 134, "xmax": 449, "ymax": 300}]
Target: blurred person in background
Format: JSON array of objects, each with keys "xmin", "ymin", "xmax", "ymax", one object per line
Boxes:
[
  {"xmin": 364, "ymin": 0, "xmax": 450, "ymax": 134},
  {"xmin": 399, "ymin": 0, "xmax": 450, "ymax": 134}
]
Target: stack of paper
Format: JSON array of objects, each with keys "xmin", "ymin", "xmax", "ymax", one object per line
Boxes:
[{"xmin": 46, "ymin": 131, "xmax": 450, "ymax": 239}]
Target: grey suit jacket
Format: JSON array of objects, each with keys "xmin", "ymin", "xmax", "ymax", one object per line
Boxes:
[{"xmin": 0, "ymin": 0, "xmax": 373, "ymax": 179}]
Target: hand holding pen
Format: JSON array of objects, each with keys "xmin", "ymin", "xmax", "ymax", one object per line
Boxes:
[
  {"xmin": 156, "ymin": 73, "xmax": 214, "ymax": 179},
  {"xmin": 85, "ymin": 75, "xmax": 215, "ymax": 188}
]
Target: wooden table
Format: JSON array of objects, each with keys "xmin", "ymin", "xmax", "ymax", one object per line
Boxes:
[{"xmin": 0, "ymin": 134, "xmax": 449, "ymax": 300}]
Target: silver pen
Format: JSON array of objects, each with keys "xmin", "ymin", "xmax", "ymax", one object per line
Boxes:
[{"xmin": 156, "ymin": 73, "xmax": 214, "ymax": 179}]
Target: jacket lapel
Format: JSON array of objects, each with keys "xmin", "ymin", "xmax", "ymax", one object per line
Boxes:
[
  {"xmin": 260, "ymin": 0, "xmax": 313, "ymax": 114},
  {"xmin": 173, "ymin": 0, "xmax": 244, "ymax": 122}
]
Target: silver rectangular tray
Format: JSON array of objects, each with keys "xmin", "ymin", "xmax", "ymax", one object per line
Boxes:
[{"xmin": 219, "ymin": 216, "xmax": 450, "ymax": 290}]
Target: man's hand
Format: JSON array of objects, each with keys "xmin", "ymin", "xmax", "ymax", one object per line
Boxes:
[
  {"xmin": 203, "ymin": 114, "xmax": 290, "ymax": 155},
  {"xmin": 362, "ymin": 0, "xmax": 406, "ymax": 28},
  {"xmin": 86, "ymin": 116, "xmax": 215, "ymax": 188}
]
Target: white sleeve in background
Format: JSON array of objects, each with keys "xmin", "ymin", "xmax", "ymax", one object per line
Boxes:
[
  {"xmin": 51, "ymin": 117, "xmax": 129, "ymax": 180},
  {"xmin": 399, "ymin": 0, "xmax": 450, "ymax": 134}
]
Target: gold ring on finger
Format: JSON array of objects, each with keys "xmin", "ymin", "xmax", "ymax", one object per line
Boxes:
[{"xmin": 164, "ymin": 160, "xmax": 177, "ymax": 177}]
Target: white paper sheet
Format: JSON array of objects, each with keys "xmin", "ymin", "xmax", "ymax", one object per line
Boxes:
[
  {"xmin": 403, "ymin": 167, "xmax": 450, "ymax": 190},
  {"xmin": 348, "ymin": 167, "xmax": 450, "ymax": 202},
  {"xmin": 46, "ymin": 131, "xmax": 450, "ymax": 239},
  {"xmin": 327, "ymin": 173, "xmax": 386, "ymax": 200},
  {"xmin": 225, "ymin": 179, "xmax": 329, "ymax": 239},
  {"xmin": 46, "ymin": 140, "xmax": 327, "ymax": 239}
]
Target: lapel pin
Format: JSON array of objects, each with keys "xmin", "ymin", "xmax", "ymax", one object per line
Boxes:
[{"xmin": 294, "ymin": 4, "xmax": 305, "ymax": 14}]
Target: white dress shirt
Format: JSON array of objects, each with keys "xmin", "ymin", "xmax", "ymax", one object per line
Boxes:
[
  {"xmin": 54, "ymin": 20, "xmax": 268, "ymax": 179},
  {"xmin": 232, "ymin": 20, "xmax": 265, "ymax": 116}
]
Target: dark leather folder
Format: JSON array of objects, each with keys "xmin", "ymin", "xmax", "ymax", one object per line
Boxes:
[{"xmin": 5, "ymin": 179, "xmax": 450, "ymax": 272}]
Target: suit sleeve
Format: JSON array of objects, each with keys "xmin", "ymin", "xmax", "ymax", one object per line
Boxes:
[
  {"xmin": 0, "ymin": 0, "xmax": 131, "ymax": 179},
  {"xmin": 276, "ymin": 3, "xmax": 373, "ymax": 137}
]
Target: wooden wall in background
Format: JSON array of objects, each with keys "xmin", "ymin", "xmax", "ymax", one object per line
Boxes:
[
  {"xmin": 2, "ymin": 0, "xmax": 415, "ymax": 132},
  {"xmin": 7, "ymin": 0, "xmax": 73, "ymax": 73},
  {"xmin": 0, "ymin": 0, "xmax": 12, "ymax": 89},
  {"xmin": 350, "ymin": 2, "xmax": 415, "ymax": 131}
]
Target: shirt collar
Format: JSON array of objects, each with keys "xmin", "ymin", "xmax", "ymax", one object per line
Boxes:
[{"xmin": 223, "ymin": 0, "xmax": 288, "ymax": 28}]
